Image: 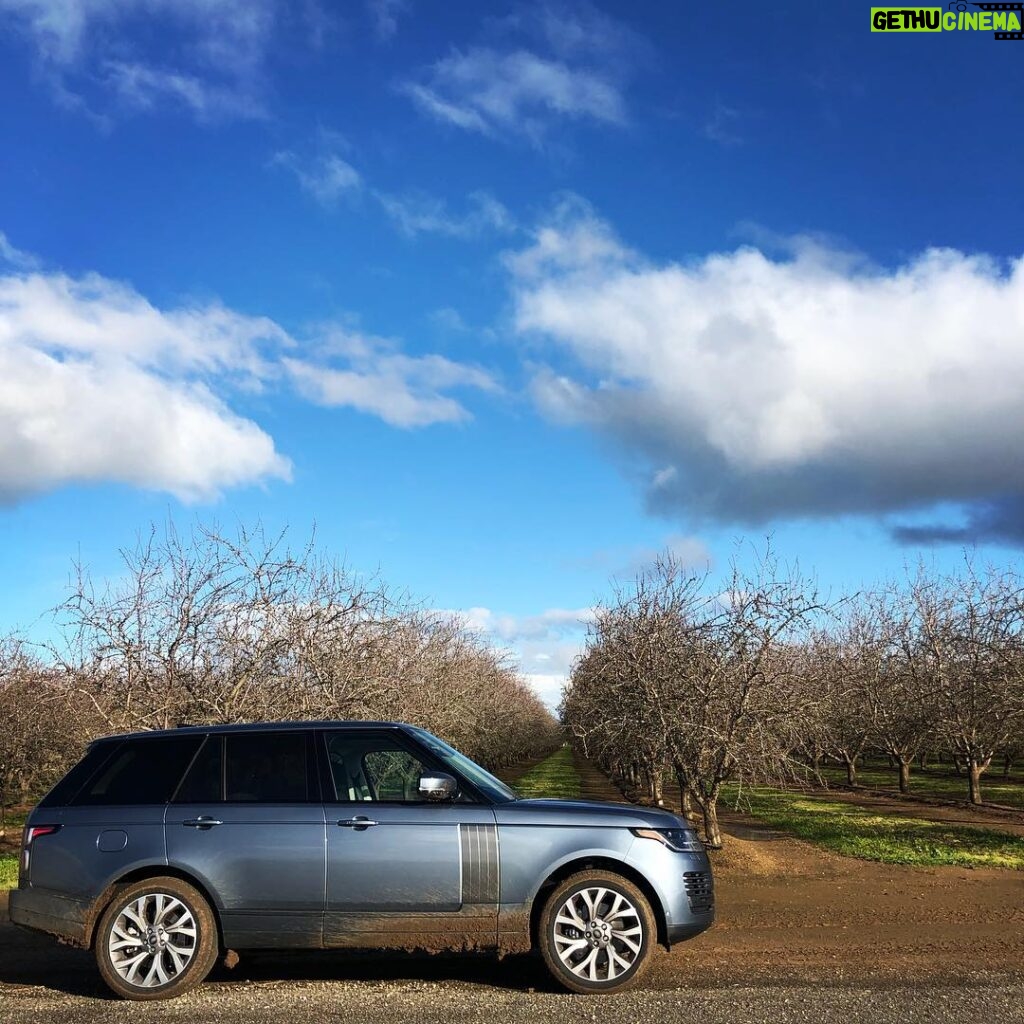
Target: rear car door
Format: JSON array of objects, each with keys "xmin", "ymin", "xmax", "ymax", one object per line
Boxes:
[
  {"xmin": 321, "ymin": 729, "xmax": 498, "ymax": 948},
  {"xmin": 27, "ymin": 735, "xmax": 203, "ymax": 903},
  {"xmin": 165, "ymin": 729, "xmax": 326, "ymax": 949}
]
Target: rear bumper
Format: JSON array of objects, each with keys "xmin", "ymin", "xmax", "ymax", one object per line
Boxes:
[{"xmin": 8, "ymin": 887, "xmax": 89, "ymax": 947}]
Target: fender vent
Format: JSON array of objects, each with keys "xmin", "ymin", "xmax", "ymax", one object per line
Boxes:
[{"xmin": 460, "ymin": 824, "xmax": 499, "ymax": 904}]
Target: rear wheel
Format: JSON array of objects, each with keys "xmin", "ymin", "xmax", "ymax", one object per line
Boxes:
[
  {"xmin": 538, "ymin": 870, "xmax": 656, "ymax": 994},
  {"xmin": 95, "ymin": 876, "xmax": 219, "ymax": 1000}
]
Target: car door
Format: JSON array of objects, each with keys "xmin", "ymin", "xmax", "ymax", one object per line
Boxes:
[
  {"xmin": 165, "ymin": 730, "xmax": 326, "ymax": 949},
  {"xmin": 321, "ymin": 728, "xmax": 498, "ymax": 949}
]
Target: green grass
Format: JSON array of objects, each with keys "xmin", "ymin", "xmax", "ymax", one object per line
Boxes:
[
  {"xmin": 0, "ymin": 854, "xmax": 18, "ymax": 889},
  {"xmin": 727, "ymin": 786, "xmax": 1024, "ymax": 869},
  {"xmin": 512, "ymin": 745, "xmax": 582, "ymax": 799},
  {"xmin": 818, "ymin": 763, "xmax": 1024, "ymax": 809}
]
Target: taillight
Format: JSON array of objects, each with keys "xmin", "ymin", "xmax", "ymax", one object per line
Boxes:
[
  {"xmin": 21, "ymin": 824, "xmax": 61, "ymax": 879},
  {"xmin": 26, "ymin": 825, "xmax": 61, "ymax": 843}
]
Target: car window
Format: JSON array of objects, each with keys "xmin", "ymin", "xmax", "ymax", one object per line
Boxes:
[
  {"xmin": 172, "ymin": 735, "xmax": 223, "ymax": 803},
  {"xmin": 224, "ymin": 732, "xmax": 310, "ymax": 803},
  {"xmin": 39, "ymin": 740, "xmax": 120, "ymax": 807},
  {"xmin": 73, "ymin": 736, "xmax": 203, "ymax": 806},
  {"xmin": 325, "ymin": 732, "xmax": 436, "ymax": 803},
  {"xmin": 409, "ymin": 727, "xmax": 519, "ymax": 804}
]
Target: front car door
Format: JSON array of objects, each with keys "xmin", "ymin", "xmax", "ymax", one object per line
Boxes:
[
  {"xmin": 321, "ymin": 728, "xmax": 498, "ymax": 949},
  {"xmin": 165, "ymin": 729, "xmax": 326, "ymax": 949}
]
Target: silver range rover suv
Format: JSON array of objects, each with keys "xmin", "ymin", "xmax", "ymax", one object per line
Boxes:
[{"xmin": 9, "ymin": 721, "xmax": 714, "ymax": 999}]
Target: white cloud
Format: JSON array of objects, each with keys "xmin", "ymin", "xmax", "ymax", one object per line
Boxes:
[
  {"xmin": 284, "ymin": 327, "xmax": 498, "ymax": 428},
  {"xmin": 368, "ymin": 0, "xmax": 408, "ymax": 41},
  {"xmin": 104, "ymin": 61, "xmax": 267, "ymax": 122},
  {"xmin": 523, "ymin": 673, "xmax": 569, "ymax": 711},
  {"xmin": 702, "ymin": 99, "xmax": 743, "ymax": 146},
  {"xmin": 403, "ymin": 47, "xmax": 627, "ymax": 140},
  {"xmin": 451, "ymin": 605, "xmax": 595, "ymax": 709},
  {"xmin": 270, "ymin": 143, "xmax": 513, "ymax": 240},
  {"xmin": 459, "ymin": 606, "xmax": 595, "ymax": 641},
  {"xmin": 1, "ymin": 0, "xmax": 275, "ymax": 121},
  {"xmin": 430, "ymin": 307, "xmax": 469, "ymax": 332},
  {"xmin": 376, "ymin": 189, "xmax": 514, "ymax": 238},
  {"xmin": 509, "ymin": 201, "xmax": 1024, "ymax": 541},
  {"xmin": 0, "ymin": 232, "xmax": 40, "ymax": 271},
  {"xmin": 272, "ymin": 150, "xmax": 363, "ymax": 206},
  {"xmin": 0, "ymin": 253, "xmax": 496, "ymax": 501},
  {"xmin": 0, "ymin": 268, "xmax": 290, "ymax": 501}
]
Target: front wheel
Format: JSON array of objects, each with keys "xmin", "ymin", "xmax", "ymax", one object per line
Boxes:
[
  {"xmin": 95, "ymin": 876, "xmax": 219, "ymax": 1000},
  {"xmin": 538, "ymin": 870, "xmax": 657, "ymax": 994}
]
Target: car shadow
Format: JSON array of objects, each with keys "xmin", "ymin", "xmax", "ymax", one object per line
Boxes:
[
  {"xmin": 208, "ymin": 949, "xmax": 555, "ymax": 993},
  {"xmin": 1, "ymin": 899, "xmax": 555, "ymax": 998}
]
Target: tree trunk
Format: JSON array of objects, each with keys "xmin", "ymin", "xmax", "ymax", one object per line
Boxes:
[
  {"xmin": 675, "ymin": 769, "xmax": 693, "ymax": 820},
  {"xmin": 898, "ymin": 758, "xmax": 911, "ymax": 794},
  {"xmin": 842, "ymin": 754, "xmax": 858, "ymax": 787},
  {"xmin": 1004, "ymin": 754, "xmax": 1013, "ymax": 780},
  {"xmin": 702, "ymin": 799, "xmax": 723, "ymax": 849},
  {"xmin": 648, "ymin": 770, "xmax": 664, "ymax": 807},
  {"xmin": 968, "ymin": 760, "xmax": 984, "ymax": 806}
]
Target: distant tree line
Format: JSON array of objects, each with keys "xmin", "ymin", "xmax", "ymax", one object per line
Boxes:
[
  {"xmin": 561, "ymin": 549, "xmax": 1024, "ymax": 848},
  {"xmin": 0, "ymin": 523, "xmax": 560, "ymax": 828}
]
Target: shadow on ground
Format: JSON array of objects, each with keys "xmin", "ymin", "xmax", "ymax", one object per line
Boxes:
[{"xmin": 0, "ymin": 895, "xmax": 552, "ymax": 999}]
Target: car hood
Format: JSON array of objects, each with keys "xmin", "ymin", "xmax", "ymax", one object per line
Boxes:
[{"xmin": 495, "ymin": 797, "xmax": 688, "ymax": 829}]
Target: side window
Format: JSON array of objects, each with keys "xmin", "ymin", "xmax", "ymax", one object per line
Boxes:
[
  {"xmin": 224, "ymin": 732, "xmax": 310, "ymax": 803},
  {"xmin": 173, "ymin": 735, "xmax": 223, "ymax": 803},
  {"xmin": 39, "ymin": 741, "xmax": 119, "ymax": 807},
  {"xmin": 365, "ymin": 749, "xmax": 426, "ymax": 801},
  {"xmin": 74, "ymin": 736, "xmax": 203, "ymax": 806},
  {"xmin": 325, "ymin": 732, "xmax": 434, "ymax": 803}
]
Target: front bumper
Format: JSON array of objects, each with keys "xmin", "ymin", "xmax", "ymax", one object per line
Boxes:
[
  {"xmin": 624, "ymin": 840, "xmax": 715, "ymax": 948},
  {"xmin": 8, "ymin": 886, "xmax": 89, "ymax": 947},
  {"xmin": 667, "ymin": 909, "xmax": 715, "ymax": 944}
]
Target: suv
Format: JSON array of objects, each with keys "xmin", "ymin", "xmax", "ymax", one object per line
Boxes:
[{"xmin": 10, "ymin": 722, "xmax": 713, "ymax": 999}]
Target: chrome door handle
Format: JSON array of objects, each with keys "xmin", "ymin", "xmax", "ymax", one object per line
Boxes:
[
  {"xmin": 183, "ymin": 817, "xmax": 224, "ymax": 829},
  {"xmin": 337, "ymin": 816, "xmax": 378, "ymax": 829}
]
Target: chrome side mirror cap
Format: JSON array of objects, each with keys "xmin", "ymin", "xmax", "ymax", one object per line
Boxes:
[{"xmin": 418, "ymin": 772, "xmax": 458, "ymax": 802}]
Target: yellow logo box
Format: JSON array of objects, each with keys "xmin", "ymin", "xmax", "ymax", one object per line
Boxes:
[
  {"xmin": 871, "ymin": 6, "xmax": 1024, "ymax": 31},
  {"xmin": 871, "ymin": 8, "xmax": 942, "ymax": 31}
]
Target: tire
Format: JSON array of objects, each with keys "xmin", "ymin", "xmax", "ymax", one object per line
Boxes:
[
  {"xmin": 538, "ymin": 869, "xmax": 657, "ymax": 994},
  {"xmin": 94, "ymin": 876, "xmax": 219, "ymax": 1001}
]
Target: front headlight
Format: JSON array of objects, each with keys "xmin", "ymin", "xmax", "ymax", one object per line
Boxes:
[{"xmin": 630, "ymin": 826, "xmax": 704, "ymax": 852}]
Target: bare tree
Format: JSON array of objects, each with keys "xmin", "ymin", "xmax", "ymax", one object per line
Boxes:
[
  {"xmin": 37, "ymin": 521, "xmax": 558, "ymax": 781},
  {"xmin": 564, "ymin": 547, "xmax": 823, "ymax": 848},
  {"xmin": 910, "ymin": 562, "xmax": 1024, "ymax": 805}
]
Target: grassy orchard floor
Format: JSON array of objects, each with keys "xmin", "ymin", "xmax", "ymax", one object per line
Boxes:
[
  {"xmin": 508, "ymin": 746, "xmax": 582, "ymax": 799},
  {"xmin": 1, "ymin": 810, "xmax": 25, "ymax": 888},
  {"xmin": 723, "ymin": 787, "xmax": 1024, "ymax": 869},
  {"xmin": 817, "ymin": 761, "xmax": 1024, "ymax": 810}
]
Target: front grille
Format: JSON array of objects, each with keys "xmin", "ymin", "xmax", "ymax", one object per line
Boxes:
[{"xmin": 683, "ymin": 870, "xmax": 713, "ymax": 914}]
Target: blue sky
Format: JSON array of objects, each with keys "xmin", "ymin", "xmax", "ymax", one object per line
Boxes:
[{"xmin": 1, "ymin": 0, "xmax": 1022, "ymax": 706}]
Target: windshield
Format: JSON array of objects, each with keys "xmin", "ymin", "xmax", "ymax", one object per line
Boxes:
[{"xmin": 410, "ymin": 728, "xmax": 520, "ymax": 804}]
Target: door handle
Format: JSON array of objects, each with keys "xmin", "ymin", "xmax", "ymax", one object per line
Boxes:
[
  {"xmin": 182, "ymin": 817, "xmax": 224, "ymax": 829},
  {"xmin": 337, "ymin": 816, "xmax": 379, "ymax": 829}
]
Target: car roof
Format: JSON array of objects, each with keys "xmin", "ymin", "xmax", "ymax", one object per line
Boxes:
[{"xmin": 95, "ymin": 720, "xmax": 413, "ymax": 743}]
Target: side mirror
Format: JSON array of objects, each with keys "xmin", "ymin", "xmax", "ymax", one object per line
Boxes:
[{"xmin": 418, "ymin": 772, "xmax": 458, "ymax": 802}]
